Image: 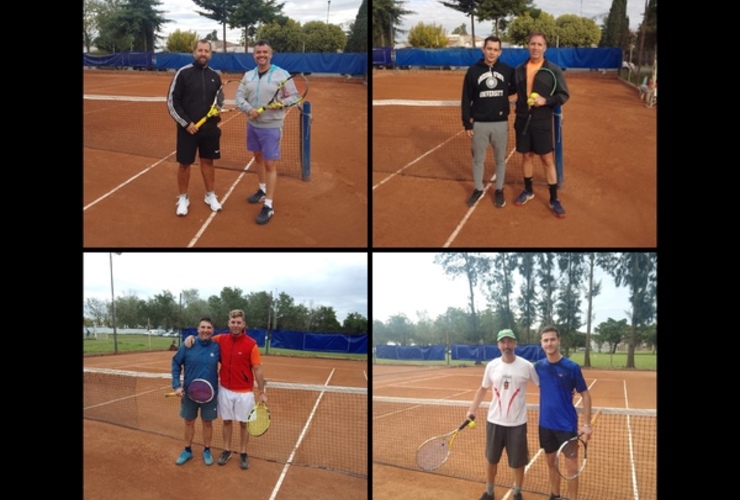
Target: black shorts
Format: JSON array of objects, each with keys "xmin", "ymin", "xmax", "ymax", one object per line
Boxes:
[
  {"xmin": 176, "ymin": 126, "xmax": 221, "ymax": 165},
  {"xmin": 539, "ymin": 426, "xmax": 577, "ymax": 454},
  {"xmin": 515, "ymin": 115, "xmax": 554, "ymax": 156},
  {"xmin": 485, "ymin": 421, "xmax": 529, "ymax": 468}
]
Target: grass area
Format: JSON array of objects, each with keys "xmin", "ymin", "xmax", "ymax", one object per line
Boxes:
[
  {"xmin": 83, "ymin": 334, "xmax": 178, "ymax": 355},
  {"xmin": 373, "ymin": 351, "xmax": 657, "ymax": 370},
  {"xmin": 83, "ymin": 335, "xmax": 367, "ymax": 361}
]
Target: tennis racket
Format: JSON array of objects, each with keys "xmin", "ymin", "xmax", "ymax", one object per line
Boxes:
[
  {"xmin": 246, "ymin": 402, "xmax": 271, "ymax": 437},
  {"xmin": 522, "ymin": 67, "xmax": 558, "ymax": 135},
  {"xmin": 415, "ymin": 416, "xmax": 476, "ymax": 471},
  {"xmin": 165, "ymin": 378, "xmax": 215, "ymax": 404},
  {"xmin": 255, "ymin": 73, "xmax": 309, "ymax": 114},
  {"xmin": 554, "ymin": 409, "xmax": 602, "ymax": 480},
  {"xmin": 194, "ymin": 79, "xmax": 240, "ymax": 129}
]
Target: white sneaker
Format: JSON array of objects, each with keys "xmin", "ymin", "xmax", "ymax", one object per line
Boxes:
[
  {"xmin": 176, "ymin": 195, "xmax": 190, "ymax": 216},
  {"xmin": 204, "ymin": 193, "xmax": 222, "ymax": 212}
]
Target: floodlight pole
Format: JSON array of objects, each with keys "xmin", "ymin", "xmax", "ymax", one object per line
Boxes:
[
  {"xmin": 327, "ymin": 1, "xmax": 331, "ymax": 24},
  {"xmin": 109, "ymin": 252, "xmax": 120, "ymax": 354}
]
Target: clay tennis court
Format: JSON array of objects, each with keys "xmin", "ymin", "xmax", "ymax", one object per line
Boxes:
[
  {"xmin": 372, "ymin": 70, "xmax": 656, "ymax": 247},
  {"xmin": 84, "ymin": 352, "xmax": 368, "ymax": 499},
  {"xmin": 83, "ymin": 71, "xmax": 367, "ymax": 247},
  {"xmin": 373, "ymin": 364, "xmax": 656, "ymax": 500}
]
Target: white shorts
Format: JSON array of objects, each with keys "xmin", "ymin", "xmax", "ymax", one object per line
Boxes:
[{"xmin": 218, "ymin": 385, "xmax": 256, "ymax": 423}]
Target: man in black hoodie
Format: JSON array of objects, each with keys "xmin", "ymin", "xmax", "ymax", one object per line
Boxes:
[{"xmin": 461, "ymin": 36, "xmax": 516, "ymax": 208}]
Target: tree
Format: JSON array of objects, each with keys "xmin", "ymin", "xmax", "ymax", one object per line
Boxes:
[
  {"xmin": 386, "ymin": 313, "xmax": 415, "ymax": 346},
  {"xmin": 84, "ymin": 297, "xmax": 108, "ymax": 326},
  {"xmin": 600, "ymin": 252, "xmax": 657, "ymax": 367},
  {"xmin": 372, "ymin": 0, "xmax": 414, "ymax": 47},
  {"xmin": 595, "ymin": 317, "xmax": 629, "ymax": 353},
  {"xmin": 434, "ymin": 253, "xmax": 490, "ymax": 347},
  {"xmin": 257, "ymin": 19, "xmax": 304, "ymax": 52},
  {"xmin": 93, "ymin": 0, "xmax": 135, "ymax": 53},
  {"xmin": 345, "ymin": 0, "xmax": 368, "ymax": 52},
  {"xmin": 342, "ymin": 312, "xmax": 368, "ymax": 334},
  {"xmin": 477, "ymin": 0, "xmax": 532, "ymax": 38},
  {"xmin": 554, "ymin": 253, "xmax": 586, "ymax": 356},
  {"xmin": 119, "ymin": 0, "xmax": 170, "ymax": 51},
  {"xmin": 440, "ymin": 1, "xmax": 479, "ymax": 47},
  {"xmin": 407, "ymin": 22, "xmax": 448, "ymax": 49},
  {"xmin": 515, "ymin": 252, "xmax": 538, "ymax": 344},
  {"xmin": 582, "ymin": 253, "xmax": 602, "ymax": 367},
  {"xmin": 600, "ymin": 0, "xmax": 629, "ymax": 48},
  {"xmin": 483, "ymin": 253, "xmax": 518, "ymax": 332},
  {"xmin": 506, "ymin": 10, "xmax": 557, "ymax": 47},
  {"xmin": 302, "ymin": 21, "xmax": 347, "ymax": 53},
  {"xmin": 166, "ymin": 29, "xmax": 199, "ymax": 52},
  {"xmin": 536, "ymin": 252, "xmax": 557, "ymax": 326},
  {"xmin": 84, "ymin": 0, "xmax": 103, "ymax": 53},
  {"xmin": 451, "ymin": 23, "xmax": 467, "ymax": 35},
  {"xmin": 554, "ymin": 14, "xmax": 601, "ymax": 47},
  {"xmin": 230, "ymin": 0, "xmax": 286, "ymax": 52},
  {"xmin": 192, "ymin": 0, "xmax": 240, "ymax": 53},
  {"xmin": 205, "ymin": 29, "xmax": 219, "ymax": 41}
]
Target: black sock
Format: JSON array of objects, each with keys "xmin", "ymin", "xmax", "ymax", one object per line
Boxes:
[
  {"xmin": 240, "ymin": 452, "xmax": 248, "ymax": 459},
  {"xmin": 548, "ymin": 183, "xmax": 558, "ymax": 201},
  {"xmin": 524, "ymin": 177, "xmax": 533, "ymax": 192},
  {"xmin": 185, "ymin": 446, "xmax": 192, "ymax": 453},
  {"xmin": 204, "ymin": 447, "xmax": 210, "ymax": 452}
]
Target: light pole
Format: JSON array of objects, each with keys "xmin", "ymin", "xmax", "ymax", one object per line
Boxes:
[
  {"xmin": 327, "ymin": 1, "xmax": 331, "ymax": 24},
  {"xmin": 109, "ymin": 252, "xmax": 122, "ymax": 354}
]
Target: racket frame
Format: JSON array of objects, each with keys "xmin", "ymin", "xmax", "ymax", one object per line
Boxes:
[
  {"xmin": 522, "ymin": 67, "xmax": 558, "ymax": 135},
  {"xmin": 246, "ymin": 402, "xmax": 271, "ymax": 437},
  {"xmin": 415, "ymin": 416, "xmax": 475, "ymax": 472},
  {"xmin": 256, "ymin": 74, "xmax": 309, "ymax": 114},
  {"xmin": 194, "ymin": 79, "xmax": 240, "ymax": 129},
  {"xmin": 554, "ymin": 409, "xmax": 601, "ymax": 480}
]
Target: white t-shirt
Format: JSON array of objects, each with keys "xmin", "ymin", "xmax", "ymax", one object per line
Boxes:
[{"xmin": 481, "ymin": 356, "xmax": 539, "ymax": 426}]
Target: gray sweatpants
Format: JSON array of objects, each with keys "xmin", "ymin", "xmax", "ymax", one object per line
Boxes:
[{"xmin": 470, "ymin": 121, "xmax": 508, "ymax": 191}]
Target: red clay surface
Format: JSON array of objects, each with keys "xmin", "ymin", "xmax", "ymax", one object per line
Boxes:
[
  {"xmin": 83, "ymin": 71, "xmax": 367, "ymax": 248},
  {"xmin": 372, "ymin": 70, "xmax": 656, "ymax": 247},
  {"xmin": 372, "ymin": 364, "xmax": 656, "ymax": 500},
  {"xmin": 83, "ymin": 352, "xmax": 368, "ymax": 499}
]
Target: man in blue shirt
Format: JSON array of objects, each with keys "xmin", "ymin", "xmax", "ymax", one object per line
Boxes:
[
  {"xmin": 535, "ymin": 326, "xmax": 593, "ymax": 500},
  {"xmin": 171, "ymin": 317, "xmax": 221, "ymax": 465}
]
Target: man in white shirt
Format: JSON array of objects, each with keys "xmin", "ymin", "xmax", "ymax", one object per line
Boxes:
[{"xmin": 467, "ymin": 329, "xmax": 539, "ymax": 500}]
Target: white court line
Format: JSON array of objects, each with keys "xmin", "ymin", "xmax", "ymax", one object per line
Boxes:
[
  {"xmin": 623, "ymin": 380, "xmax": 641, "ymax": 500},
  {"xmin": 268, "ymin": 369, "xmax": 336, "ymax": 500}
]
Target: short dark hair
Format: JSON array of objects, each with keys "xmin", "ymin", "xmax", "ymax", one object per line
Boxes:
[
  {"xmin": 255, "ymin": 39, "xmax": 271, "ymax": 48},
  {"xmin": 483, "ymin": 36, "xmax": 502, "ymax": 48},
  {"xmin": 528, "ymin": 31, "xmax": 547, "ymax": 45},
  {"xmin": 198, "ymin": 316, "xmax": 214, "ymax": 327},
  {"xmin": 539, "ymin": 325, "xmax": 559, "ymax": 338},
  {"xmin": 195, "ymin": 39, "xmax": 212, "ymax": 50}
]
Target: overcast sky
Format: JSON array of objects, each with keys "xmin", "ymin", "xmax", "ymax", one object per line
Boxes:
[
  {"xmin": 157, "ymin": 0, "xmax": 363, "ymax": 47},
  {"xmin": 83, "ymin": 252, "xmax": 368, "ymax": 322},
  {"xmin": 373, "ymin": 253, "xmax": 639, "ymax": 330},
  {"xmin": 396, "ymin": 0, "xmax": 648, "ymax": 40}
]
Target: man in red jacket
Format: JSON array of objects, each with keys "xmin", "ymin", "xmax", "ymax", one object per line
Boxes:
[{"xmin": 185, "ymin": 308, "xmax": 267, "ymax": 470}]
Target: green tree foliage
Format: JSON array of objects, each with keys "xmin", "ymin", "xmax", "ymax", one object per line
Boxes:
[
  {"xmin": 600, "ymin": 0, "xmax": 629, "ymax": 48},
  {"xmin": 638, "ymin": 0, "xmax": 657, "ymax": 50},
  {"xmin": 192, "ymin": 0, "xmax": 240, "ymax": 52},
  {"xmin": 515, "ymin": 253, "xmax": 537, "ymax": 343},
  {"xmin": 205, "ymin": 29, "xmax": 219, "ymax": 41},
  {"xmin": 302, "ymin": 21, "xmax": 347, "ymax": 52},
  {"xmin": 554, "ymin": 253, "xmax": 586, "ymax": 356},
  {"xmin": 555, "ymin": 14, "xmax": 601, "ymax": 47},
  {"xmin": 256, "ymin": 19, "xmax": 304, "ymax": 52},
  {"xmin": 372, "ymin": 0, "xmax": 414, "ymax": 47},
  {"xmin": 91, "ymin": 0, "xmax": 169, "ymax": 53},
  {"xmin": 477, "ymin": 0, "xmax": 532, "ymax": 38},
  {"xmin": 506, "ymin": 10, "xmax": 557, "ymax": 46},
  {"xmin": 452, "ymin": 23, "xmax": 467, "ymax": 35},
  {"xmin": 483, "ymin": 253, "xmax": 518, "ymax": 331},
  {"xmin": 345, "ymin": 0, "xmax": 368, "ymax": 52},
  {"xmin": 407, "ymin": 22, "xmax": 448, "ymax": 48},
  {"xmin": 231, "ymin": 0, "xmax": 286, "ymax": 52},
  {"xmin": 594, "ymin": 318, "xmax": 630, "ymax": 353},
  {"xmin": 386, "ymin": 313, "xmax": 415, "ymax": 346},
  {"xmin": 166, "ymin": 29, "xmax": 199, "ymax": 52},
  {"xmin": 343, "ymin": 312, "xmax": 368, "ymax": 335},
  {"xmin": 84, "ymin": 0, "xmax": 102, "ymax": 53}
]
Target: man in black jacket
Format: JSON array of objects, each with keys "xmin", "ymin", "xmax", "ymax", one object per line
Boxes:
[
  {"xmin": 461, "ymin": 36, "xmax": 516, "ymax": 208},
  {"xmin": 512, "ymin": 31, "xmax": 570, "ymax": 218},
  {"xmin": 167, "ymin": 39, "xmax": 224, "ymax": 217}
]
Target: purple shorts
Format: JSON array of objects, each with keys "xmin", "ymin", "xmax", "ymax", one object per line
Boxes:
[{"xmin": 247, "ymin": 123, "xmax": 283, "ymax": 160}]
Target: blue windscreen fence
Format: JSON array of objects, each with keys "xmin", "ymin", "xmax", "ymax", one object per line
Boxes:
[
  {"xmin": 83, "ymin": 51, "xmax": 368, "ymax": 76},
  {"xmin": 375, "ymin": 343, "xmax": 545, "ymax": 363},
  {"xmin": 374, "ymin": 47, "xmax": 621, "ymax": 69},
  {"xmin": 179, "ymin": 328, "xmax": 367, "ymax": 355}
]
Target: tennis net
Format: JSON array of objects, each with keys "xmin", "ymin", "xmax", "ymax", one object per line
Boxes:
[
  {"xmin": 372, "ymin": 99, "xmax": 563, "ymax": 186},
  {"xmin": 83, "ymin": 95, "xmax": 311, "ymax": 181},
  {"xmin": 373, "ymin": 396, "xmax": 656, "ymax": 500},
  {"xmin": 84, "ymin": 367, "xmax": 367, "ymax": 478}
]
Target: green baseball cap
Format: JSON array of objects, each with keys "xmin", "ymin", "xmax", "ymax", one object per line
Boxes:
[{"xmin": 497, "ymin": 329, "xmax": 516, "ymax": 341}]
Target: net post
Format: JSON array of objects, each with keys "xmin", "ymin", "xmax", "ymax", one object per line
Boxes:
[
  {"xmin": 301, "ymin": 101, "xmax": 312, "ymax": 181},
  {"xmin": 554, "ymin": 105, "xmax": 564, "ymax": 185}
]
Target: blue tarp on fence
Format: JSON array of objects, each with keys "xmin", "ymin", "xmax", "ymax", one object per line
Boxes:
[
  {"xmin": 84, "ymin": 51, "xmax": 368, "ymax": 75},
  {"xmin": 375, "ymin": 343, "xmax": 545, "ymax": 363}
]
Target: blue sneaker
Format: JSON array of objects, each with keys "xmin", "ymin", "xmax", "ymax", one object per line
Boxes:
[
  {"xmin": 549, "ymin": 199, "xmax": 566, "ymax": 218},
  {"xmin": 175, "ymin": 450, "xmax": 193, "ymax": 465},
  {"xmin": 514, "ymin": 190, "xmax": 534, "ymax": 206},
  {"xmin": 203, "ymin": 449, "xmax": 214, "ymax": 466}
]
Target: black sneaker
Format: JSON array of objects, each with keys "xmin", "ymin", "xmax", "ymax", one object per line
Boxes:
[
  {"xmin": 247, "ymin": 189, "xmax": 266, "ymax": 204},
  {"xmin": 512, "ymin": 492, "xmax": 523, "ymax": 500},
  {"xmin": 548, "ymin": 495, "xmax": 561, "ymax": 500},
  {"xmin": 240, "ymin": 453, "xmax": 250, "ymax": 469},
  {"xmin": 217, "ymin": 450, "xmax": 232, "ymax": 466},
  {"xmin": 467, "ymin": 189, "xmax": 484, "ymax": 207},
  {"xmin": 495, "ymin": 189, "xmax": 506, "ymax": 208},
  {"xmin": 478, "ymin": 493, "xmax": 494, "ymax": 500},
  {"xmin": 256, "ymin": 205, "xmax": 274, "ymax": 225}
]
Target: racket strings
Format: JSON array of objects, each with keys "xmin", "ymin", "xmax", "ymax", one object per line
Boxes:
[{"xmin": 416, "ymin": 438, "xmax": 450, "ymax": 470}]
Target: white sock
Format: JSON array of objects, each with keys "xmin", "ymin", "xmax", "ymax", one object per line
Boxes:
[
  {"xmin": 265, "ymin": 199, "xmax": 273, "ymax": 209},
  {"xmin": 259, "ymin": 183, "xmax": 267, "ymax": 193}
]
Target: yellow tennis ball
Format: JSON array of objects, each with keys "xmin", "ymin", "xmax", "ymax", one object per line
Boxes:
[
  {"xmin": 530, "ymin": 92, "xmax": 539, "ymax": 98},
  {"xmin": 469, "ymin": 420, "xmax": 476, "ymax": 428}
]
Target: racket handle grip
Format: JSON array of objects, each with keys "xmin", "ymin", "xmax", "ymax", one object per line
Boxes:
[
  {"xmin": 194, "ymin": 117, "xmax": 206, "ymax": 129},
  {"xmin": 165, "ymin": 392, "xmax": 177, "ymax": 397}
]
